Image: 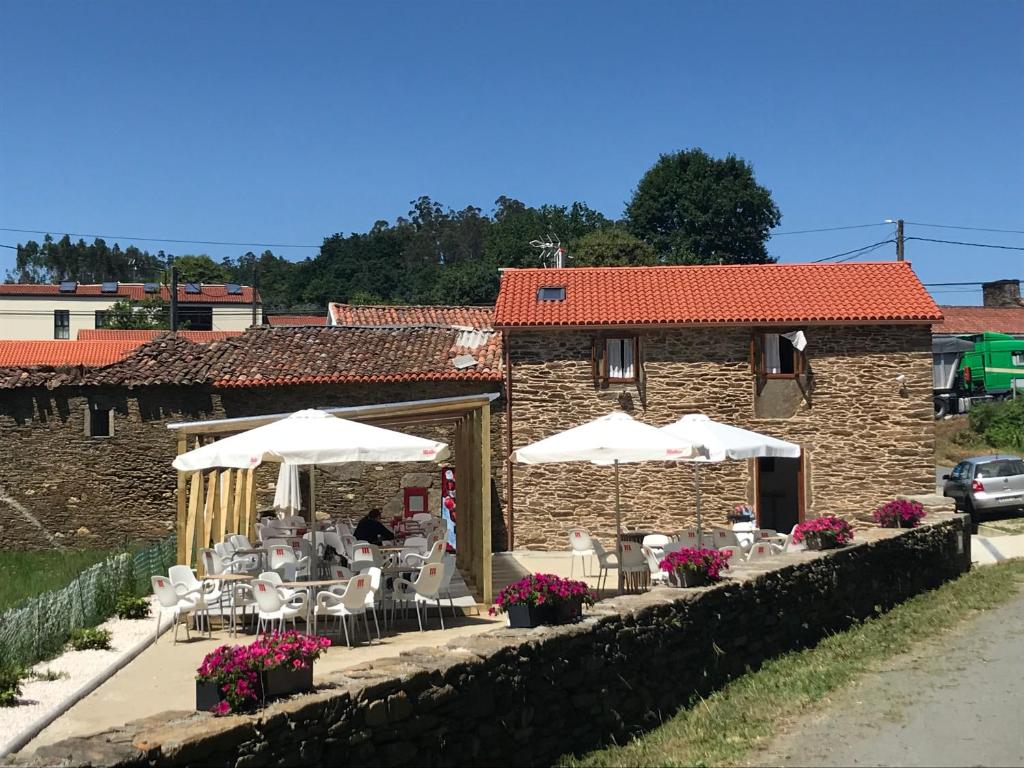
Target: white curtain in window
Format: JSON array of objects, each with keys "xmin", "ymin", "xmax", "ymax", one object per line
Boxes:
[
  {"xmin": 764, "ymin": 334, "xmax": 781, "ymax": 373},
  {"xmin": 606, "ymin": 339, "xmax": 634, "ymax": 379}
]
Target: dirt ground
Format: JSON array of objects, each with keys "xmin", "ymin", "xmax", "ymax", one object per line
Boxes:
[{"xmin": 752, "ymin": 590, "xmax": 1024, "ymax": 767}]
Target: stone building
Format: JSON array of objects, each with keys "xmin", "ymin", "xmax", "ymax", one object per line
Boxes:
[
  {"xmin": 0, "ymin": 311, "xmax": 505, "ymax": 552},
  {"xmin": 494, "ymin": 261, "xmax": 943, "ymax": 550}
]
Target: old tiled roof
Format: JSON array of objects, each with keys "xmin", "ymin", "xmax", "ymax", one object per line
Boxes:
[
  {"xmin": 0, "ymin": 340, "xmax": 141, "ymax": 367},
  {"xmin": 0, "ymin": 283, "xmax": 259, "ymax": 304},
  {"xmin": 328, "ymin": 303, "xmax": 494, "ymax": 329},
  {"xmin": 266, "ymin": 314, "xmax": 329, "ymax": 326},
  {"xmin": 77, "ymin": 329, "xmax": 241, "ymax": 342},
  {"xmin": 933, "ymin": 306, "xmax": 1024, "ymax": 335},
  {"xmin": 494, "ymin": 262, "xmax": 943, "ymax": 328}
]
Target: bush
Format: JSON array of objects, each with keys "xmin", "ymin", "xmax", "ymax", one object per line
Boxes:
[
  {"xmin": 115, "ymin": 595, "xmax": 150, "ymax": 620},
  {"xmin": 69, "ymin": 627, "xmax": 112, "ymax": 651},
  {"xmin": 969, "ymin": 398, "xmax": 1024, "ymax": 452},
  {"xmin": 0, "ymin": 666, "xmax": 23, "ymax": 707}
]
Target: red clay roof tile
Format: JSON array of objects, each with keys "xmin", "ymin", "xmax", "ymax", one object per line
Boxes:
[
  {"xmin": 0, "ymin": 340, "xmax": 141, "ymax": 367},
  {"xmin": 0, "ymin": 283, "xmax": 259, "ymax": 304},
  {"xmin": 328, "ymin": 303, "xmax": 493, "ymax": 329},
  {"xmin": 266, "ymin": 315, "xmax": 329, "ymax": 326},
  {"xmin": 933, "ymin": 306, "xmax": 1024, "ymax": 335},
  {"xmin": 77, "ymin": 329, "xmax": 241, "ymax": 342},
  {"xmin": 493, "ymin": 262, "xmax": 942, "ymax": 328}
]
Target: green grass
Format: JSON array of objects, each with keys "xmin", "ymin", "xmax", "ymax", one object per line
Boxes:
[
  {"xmin": 561, "ymin": 560, "xmax": 1024, "ymax": 768},
  {"xmin": 0, "ymin": 549, "xmax": 115, "ymax": 613}
]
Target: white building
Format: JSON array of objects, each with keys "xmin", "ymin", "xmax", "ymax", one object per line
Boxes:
[{"xmin": 0, "ymin": 282, "xmax": 261, "ymax": 340}]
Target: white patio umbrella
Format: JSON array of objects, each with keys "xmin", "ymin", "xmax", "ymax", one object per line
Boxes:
[
  {"xmin": 659, "ymin": 414, "xmax": 801, "ymax": 541},
  {"xmin": 273, "ymin": 464, "xmax": 303, "ymax": 515},
  {"xmin": 510, "ymin": 411, "xmax": 697, "ymax": 592},
  {"xmin": 173, "ymin": 409, "xmax": 450, "ymax": 577}
]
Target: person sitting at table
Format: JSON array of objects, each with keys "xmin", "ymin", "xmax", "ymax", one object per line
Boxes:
[{"xmin": 354, "ymin": 508, "xmax": 394, "ymax": 546}]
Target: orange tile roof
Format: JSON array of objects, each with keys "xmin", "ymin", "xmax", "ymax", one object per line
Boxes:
[
  {"xmin": 493, "ymin": 262, "xmax": 942, "ymax": 328},
  {"xmin": 77, "ymin": 329, "xmax": 241, "ymax": 342},
  {"xmin": 933, "ymin": 306, "xmax": 1024, "ymax": 335},
  {"xmin": 0, "ymin": 341, "xmax": 141, "ymax": 367},
  {"xmin": 328, "ymin": 303, "xmax": 493, "ymax": 329},
  {"xmin": 267, "ymin": 314, "xmax": 329, "ymax": 326},
  {"xmin": 0, "ymin": 283, "xmax": 259, "ymax": 304}
]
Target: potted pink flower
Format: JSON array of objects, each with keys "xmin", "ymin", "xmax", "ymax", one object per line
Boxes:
[
  {"xmin": 792, "ymin": 516, "xmax": 854, "ymax": 550},
  {"xmin": 195, "ymin": 631, "xmax": 331, "ymax": 715},
  {"xmin": 490, "ymin": 573, "xmax": 595, "ymax": 628},
  {"xmin": 659, "ymin": 548, "xmax": 732, "ymax": 588},
  {"xmin": 873, "ymin": 499, "xmax": 926, "ymax": 529}
]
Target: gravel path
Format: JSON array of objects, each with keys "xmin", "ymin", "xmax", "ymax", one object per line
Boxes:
[
  {"xmin": 0, "ymin": 598, "xmax": 162, "ymax": 756},
  {"xmin": 754, "ymin": 590, "xmax": 1024, "ymax": 767}
]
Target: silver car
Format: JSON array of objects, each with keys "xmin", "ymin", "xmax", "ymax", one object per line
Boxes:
[{"xmin": 943, "ymin": 455, "xmax": 1024, "ymax": 529}]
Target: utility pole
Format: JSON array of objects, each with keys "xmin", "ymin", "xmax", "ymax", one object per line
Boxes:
[
  {"xmin": 169, "ymin": 265, "xmax": 179, "ymax": 332},
  {"xmin": 896, "ymin": 219, "xmax": 905, "ymax": 261},
  {"xmin": 251, "ymin": 262, "xmax": 259, "ymax": 327}
]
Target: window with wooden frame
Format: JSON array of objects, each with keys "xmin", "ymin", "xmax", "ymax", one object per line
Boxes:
[
  {"xmin": 593, "ymin": 336, "xmax": 639, "ymax": 386},
  {"xmin": 750, "ymin": 332, "xmax": 806, "ymax": 379}
]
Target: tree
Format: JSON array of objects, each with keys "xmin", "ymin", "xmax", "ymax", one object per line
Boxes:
[
  {"xmin": 102, "ymin": 298, "xmax": 170, "ymax": 329},
  {"xmin": 171, "ymin": 254, "xmax": 234, "ymax": 284},
  {"xmin": 625, "ymin": 148, "xmax": 781, "ymax": 264},
  {"xmin": 6, "ymin": 235, "xmax": 167, "ymax": 283},
  {"xmin": 571, "ymin": 228, "xmax": 657, "ymax": 267},
  {"xmin": 485, "ymin": 197, "xmax": 609, "ymax": 269}
]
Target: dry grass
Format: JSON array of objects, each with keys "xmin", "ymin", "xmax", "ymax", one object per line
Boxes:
[
  {"xmin": 933, "ymin": 415, "xmax": 1004, "ymax": 466},
  {"xmin": 560, "ymin": 561, "xmax": 1024, "ymax": 768}
]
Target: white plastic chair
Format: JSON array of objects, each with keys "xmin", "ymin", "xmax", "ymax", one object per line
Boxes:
[
  {"xmin": 641, "ymin": 534, "xmax": 671, "ymax": 559},
  {"xmin": 438, "ymin": 555, "xmax": 459, "ymax": 617},
  {"xmin": 227, "ymin": 583, "xmax": 257, "ymax": 635},
  {"xmin": 258, "ymin": 570, "xmax": 299, "ymax": 599},
  {"xmin": 712, "ymin": 527, "xmax": 749, "ymax": 552},
  {"xmin": 315, "ymin": 573, "xmax": 375, "ymax": 646},
  {"xmin": 251, "ymin": 578, "xmax": 309, "ymax": 633},
  {"xmin": 200, "ymin": 548, "xmax": 226, "ymax": 576},
  {"xmin": 392, "ymin": 561, "xmax": 447, "ymax": 631},
  {"xmin": 746, "ymin": 541, "xmax": 775, "ymax": 562},
  {"xmin": 403, "ymin": 540, "xmax": 445, "ymax": 568},
  {"xmin": 591, "ymin": 540, "xmax": 618, "ymax": 593},
  {"xmin": 350, "ymin": 542, "xmax": 382, "ymax": 572},
  {"xmin": 718, "ymin": 545, "xmax": 745, "ymax": 563},
  {"xmin": 641, "ymin": 546, "xmax": 670, "ymax": 586},
  {"xmin": 168, "ymin": 564, "xmax": 222, "ymax": 631},
  {"xmin": 568, "ymin": 527, "xmax": 596, "ymax": 578},
  {"xmin": 619, "ymin": 541, "xmax": 649, "ymax": 592},
  {"xmin": 402, "ymin": 536, "xmax": 428, "ymax": 555},
  {"xmin": 151, "ymin": 575, "xmax": 208, "ymax": 643},
  {"xmin": 268, "ymin": 544, "xmax": 310, "ymax": 579}
]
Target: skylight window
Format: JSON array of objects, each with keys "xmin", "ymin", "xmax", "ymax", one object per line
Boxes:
[
  {"xmin": 101, "ymin": 281, "xmax": 118, "ymax": 293},
  {"xmin": 143, "ymin": 282, "xmax": 160, "ymax": 294},
  {"xmin": 58, "ymin": 280, "xmax": 77, "ymax": 293},
  {"xmin": 184, "ymin": 283, "xmax": 201, "ymax": 295},
  {"xmin": 537, "ymin": 286, "xmax": 566, "ymax": 302},
  {"xmin": 226, "ymin": 283, "xmax": 242, "ymax": 295}
]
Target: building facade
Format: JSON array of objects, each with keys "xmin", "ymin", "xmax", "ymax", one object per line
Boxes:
[{"xmin": 495, "ymin": 262, "xmax": 942, "ymax": 550}]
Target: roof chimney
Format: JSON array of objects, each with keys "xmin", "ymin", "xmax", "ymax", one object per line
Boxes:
[{"xmin": 982, "ymin": 279, "xmax": 1021, "ymax": 308}]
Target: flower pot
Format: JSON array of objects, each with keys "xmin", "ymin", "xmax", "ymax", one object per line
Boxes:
[
  {"xmin": 554, "ymin": 597, "xmax": 583, "ymax": 624},
  {"xmin": 261, "ymin": 665, "xmax": 314, "ymax": 700},
  {"xmin": 195, "ymin": 680, "xmax": 223, "ymax": 712},
  {"xmin": 803, "ymin": 532, "xmax": 840, "ymax": 551},
  {"xmin": 898, "ymin": 518, "xmax": 918, "ymax": 529},
  {"xmin": 506, "ymin": 598, "xmax": 583, "ymax": 628},
  {"xmin": 673, "ymin": 569, "xmax": 709, "ymax": 588}
]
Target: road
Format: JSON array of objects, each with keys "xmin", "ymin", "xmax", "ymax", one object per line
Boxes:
[{"xmin": 754, "ymin": 590, "xmax": 1024, "ymax": 767}]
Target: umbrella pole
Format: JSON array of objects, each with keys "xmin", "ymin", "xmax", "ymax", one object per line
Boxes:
[
  {"xmin": 615, "ymin": 460, "xmax": 623, "ymax": 594},
  {"xmin": 695, "ymin": 464, "xmax": 702, "ymax": 544},
  {"xmin": 309, "ymin": 466, "xmax": 319, "ymax": 580}
]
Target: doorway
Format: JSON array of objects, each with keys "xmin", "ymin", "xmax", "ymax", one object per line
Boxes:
[{"xmin": 756, "ymin": 456, "xmax": 803, "ymax": 533}]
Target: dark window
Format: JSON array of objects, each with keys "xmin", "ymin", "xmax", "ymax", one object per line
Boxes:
[
  {"xmin": 975, "ymin": 460, "xmax": 1024, "ymax": 479},
  {"xmin": 94, "ymin": 310, "xmax": 108, "ymax": 329},
  {"xmin": 751, "ymin": 332, "xmax": 805, "ymax": 379},
  {"xmin": 143, "ymin": 282, "xmax": 160, "ymax": 294},
  {"xmin": 100, "ymin": 281, "xmax": 118, "ymax": 293},
  {"xmin": 87, "ymin": 405, "xmax": 112, "ymax": 438},
  {"xmin": 593, "ymin": 336, "xmax": 639, "ymax": 385},
  {"xmin": 537, "ymin": 286, "xmax": 566, "ymax": 301},
  {"xmin": 54, "ymin": 310, "xmax": 70, "ymax": 339},
  {"xmin": 178, "ymin": 306, "xmax": 213, "ymax": 331}
]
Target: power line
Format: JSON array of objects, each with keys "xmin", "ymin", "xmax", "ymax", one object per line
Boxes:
[
  {"xmin": 771, "ymin": 222, "xmax": 889, "ymax": 236},
  {"xmin": 812, "ymin": 238, "xmax": 896, "ymax": 263},
  {"xmin": 0, "ymin": 227, "xmax": 321, "ymax": 250},
  {"xmin": 904, "ymin": 236, "xmax": 1024, "ymax": 252},
  {"xmin": 0, "ymin": 244, "xmax": 16, "ymax": 250},
  {"xmin": 905, "ymin": 221, "xmax": 1024, "ymax": 235}
]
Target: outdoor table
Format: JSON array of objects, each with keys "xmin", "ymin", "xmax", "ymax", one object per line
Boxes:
[
  {"xmin": 234, "ymin": 547, "xmax": 269, "ymax": 571},
  {"xmin": 621, "ymin": 530, "xmax": 655, "ymax": 544}
]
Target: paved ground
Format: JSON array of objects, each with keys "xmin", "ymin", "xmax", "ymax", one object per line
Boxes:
[{"xmin": 754, "ymin": 590, "xmax": 1024, "ymax": 767}]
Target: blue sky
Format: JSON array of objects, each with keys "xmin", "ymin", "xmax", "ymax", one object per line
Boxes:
[{"xmin": 1, "ymin": 1, "xmax": 1021, "ymax": 304}]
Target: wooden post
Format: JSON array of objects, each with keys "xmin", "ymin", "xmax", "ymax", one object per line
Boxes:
[
  {"xmin": 244, "ymin": 467, "xmax": 257, "ymax": 538},
  {"xmin": 203, "ymin": 470, "xmax": 219, "ymax": 553},
  {"xmin": 479, "ymin": 403, "xmax": 492, "ymax": 605},
  {"xmin": 184, "ymin": 471, "xmax": 202, "ymax": 568},
  {"xmin": 175, "ymin": 435, "xmax": 187, "ymax": 565},
  {"xmin": 232, "ymin": 470, "xmax": 245, "ymax": 534},
  {"xmin": 219, "ymin": 469, "xmax": 234, "ymax": 542}
]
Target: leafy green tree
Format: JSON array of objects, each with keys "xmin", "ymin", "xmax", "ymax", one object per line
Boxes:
[
  {"xmin": 6, "ymin": 235, "xmax": 167, "ymax": 283},
  {"xmin": 102, "ymin": 298, "xmax": 170, "ymax": 329},
  {"xmin": 171, "ymin": 254, "xmax": 234, "ymax": 284},
  {"xmin": 625, "ymin": 148, "xmax": 781, "ymax": 264},
  {"xmin": 485, "ymin": 197, "xmax": 609, "ymax": 269},
  {"xmin": 571, "ymin": 228, "xmax": 657, "ymax": 266}
]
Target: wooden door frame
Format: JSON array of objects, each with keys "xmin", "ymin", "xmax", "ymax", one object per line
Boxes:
[{"xmin": 753, "ymin": 454, "xmax": 805, "ymax": 528}]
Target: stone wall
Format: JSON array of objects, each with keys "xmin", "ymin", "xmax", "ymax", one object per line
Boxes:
[
  {"xmin": 507, "ymin": 324, "xmax": 935, "ymax": 549},
  {"xmin": 0, "ymin": 381, "xmax": 506, "ymax": 552},
  {"xmin": 19, "ymin": 517, "xmax": 971, "ymax": 768}
]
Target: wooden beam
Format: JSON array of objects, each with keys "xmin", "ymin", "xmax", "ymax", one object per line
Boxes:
[
  {"xmin": 203, "ymin": 470, "xmax": 218, "ymax": 555},
  {"xmin": 219, "ymin": 469, "xmax": 234, "ymax": 542},
  {"xmin": 479, "ymin": 402, "xmax": 492, "ymax": 605},
  {"xmin": 232, "ymin": 469, "xmax": 244, "ymax": 534},
  {"xmin": 175, "ymin": 434, "xmax": 187, "ymax": 565},
  {"xmin": 244, "ymin": 467, "xmax": 257, "ymax": 539},
  {"xmin": 184, "ymin": 470, "xmax": 202, "ymax": 567}
]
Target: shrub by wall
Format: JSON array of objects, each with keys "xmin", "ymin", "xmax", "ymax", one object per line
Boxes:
[{"xmin": 21, "ymin": 519, "xmax": 970, "ymax": 768}]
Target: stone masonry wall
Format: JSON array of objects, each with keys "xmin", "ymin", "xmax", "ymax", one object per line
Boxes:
[
  {"xmin": 19, "ymin": 517, "xmax": 971, "ymax": 768},
  {"xmin": 0, "ymin": 381, "xmax": 506, "ymax": 552},
  {"xmin": 508, "ymin": 324, "xmax": 934, "ymax": 549}
]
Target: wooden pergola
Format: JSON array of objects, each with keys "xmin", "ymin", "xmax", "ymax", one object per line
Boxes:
[{"xmin": 166, "ymin": 393, "xmax": 497, "ymax": 604}]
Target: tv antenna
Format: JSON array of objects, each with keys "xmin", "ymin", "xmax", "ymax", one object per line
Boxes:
[{"xmin": 529, "ymin": 234, "xmax": 566, "ymax": 268}]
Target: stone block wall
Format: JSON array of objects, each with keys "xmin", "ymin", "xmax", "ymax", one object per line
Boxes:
[
  {"xmin": 0, "ymin": 381, "xmax": 506, "ymax": 552},
  {"xmin": 507, "ymin": 324, "xmax": 934, "ymax": 549},
  {"xmin": 20, "ymin": 517, "xmax": 971, "ymax": 768}
]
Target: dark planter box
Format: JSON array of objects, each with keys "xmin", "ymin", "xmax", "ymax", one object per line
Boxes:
[
  {"xmin": 195, "ymin": 680, "xmax": 223, "ymax": 712},
  {"xmin": 803, "ymin": 532, "xmax": 841, "ymax": 551},
  {"xmin": 507, "ymin": 598, "xmax": 583, "ymax": 628},
  {"xmin": 898, "ymin": 518, "xmax": 919, "ymax": 529},
  {"xmin": 262, "ymin": 665, "xmax": 314, "ymax": 700},
  {"xmin": 673, "ymin": 569, "xmax": 709, "ymax": 588}
]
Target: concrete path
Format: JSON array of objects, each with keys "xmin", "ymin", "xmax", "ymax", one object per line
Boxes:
[{"xmin": 754, "ymin": 590, "xmax": 1024, "ymax": 767}]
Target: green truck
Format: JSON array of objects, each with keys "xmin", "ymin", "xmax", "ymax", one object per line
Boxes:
[{"xmin": 934, "ymin": 332, "xmax": 1024, "ymax": 417}]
